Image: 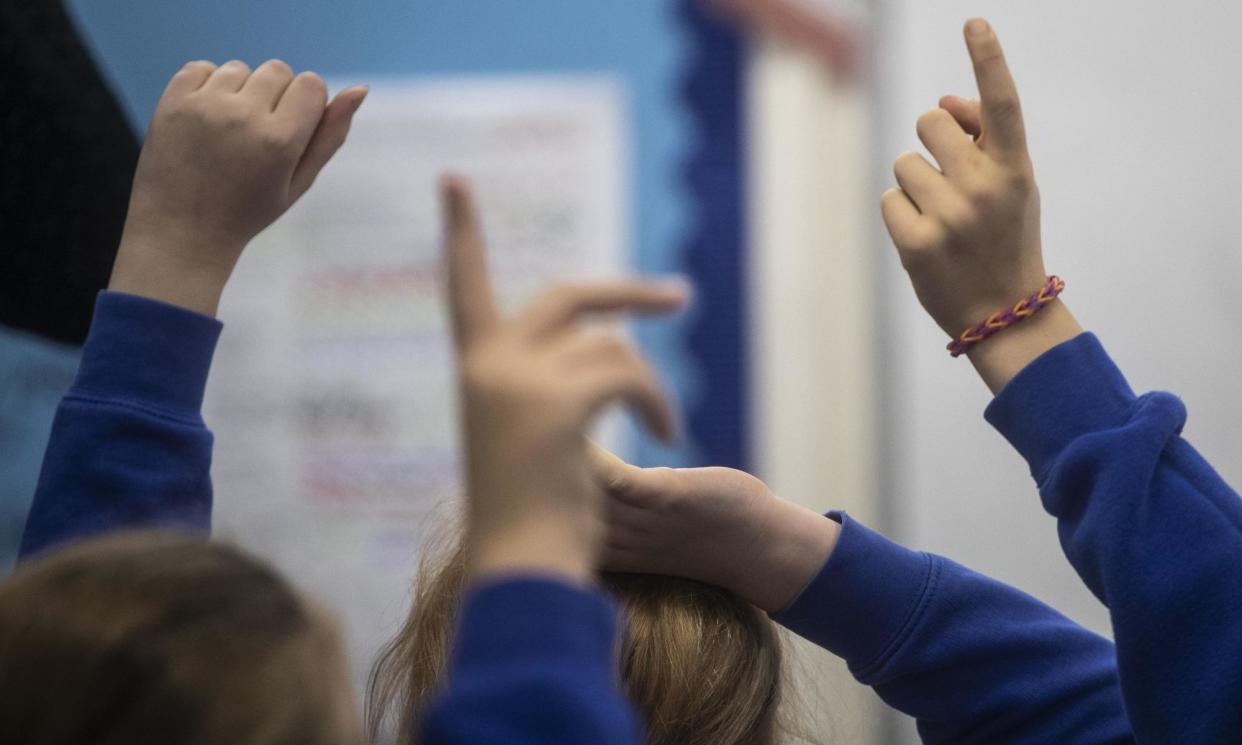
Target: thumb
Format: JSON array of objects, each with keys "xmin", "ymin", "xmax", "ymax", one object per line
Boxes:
[
  {"xmin": 939, "ymin": 94, "xmax": 982, "ymax": 138},
  {"xmin": 289, "ymin": 85, "xmax": 368, "ymax": 201},
  {"xmin": 587, "ymin": 441, "xmax": 674, "ymax": 501},
  {"xmin": 588, "ymin": 441, "xmax": 635, "ymax": 489}
]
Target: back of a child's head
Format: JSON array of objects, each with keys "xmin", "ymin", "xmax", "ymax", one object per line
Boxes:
[
  {"xmin": 0, "ymin": 531, "xmax": 359, "ymax": 745},
  {"xmin": 368, "ymin": 531, "xmax": 786, "ymax": 745}
]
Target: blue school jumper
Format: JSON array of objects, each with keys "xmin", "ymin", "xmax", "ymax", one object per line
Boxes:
[{"xmin": 30, "ymin": 291, "xmax": 1230, "ymax": 744}]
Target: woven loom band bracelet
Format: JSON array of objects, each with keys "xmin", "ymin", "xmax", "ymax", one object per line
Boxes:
[
  {"xmin": 984, "ymin": 312, "xmax": 1009, "ymax": 330},
  {"xmin": 946, "ymin": 276, "xmax": 1065, "ymax": 358}
]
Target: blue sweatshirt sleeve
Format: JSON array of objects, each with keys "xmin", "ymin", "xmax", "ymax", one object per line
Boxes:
[
  {"xmin": 421, "ymin": 577, "xmax": 640, "ymax": 745},
  {"xmin": 18, "ymin": 291, "xmax": 221, "ymax": 560},
  {"xmin": 985, "ymin": 332, "xmax": 1242, "ymax": 743},
  {"xmin": 774, "ymin": 513, "xmax": 1132, "ymax": 744}
]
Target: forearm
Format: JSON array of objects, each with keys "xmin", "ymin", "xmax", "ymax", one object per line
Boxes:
[
  {"xmin": 19, "ymin": 292, "xmax": 220, "ymax": 559},
  {"xmin": 774, "ymin": 514, "xmax": 1131, "ymax": 744},
  {"xmin": 467, "ymin": 516, "xmax": 597, "ymax": 585},
  {"xmin": 986, "ymin": 333, "xmax": 1242, "ymax": 742},
  {"xmin": 732, "ymin": 499, "xmax": 840, "ymax": 613},
  {"xmin": 108, "ymin": 229, "xmax": 238, "ymax": 317},
  {"xmin": 966, "ymin": 300, "xmax": 1082, "ymax": 393}
]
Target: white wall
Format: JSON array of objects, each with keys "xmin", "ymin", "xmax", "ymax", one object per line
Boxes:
[
  {"xmin": 749, "ymin": 35, "xmax": 886, "ymax": 744},
  {"xmin": 877, "ymin": 0, "xmax": 1242, "ymax": 739}
]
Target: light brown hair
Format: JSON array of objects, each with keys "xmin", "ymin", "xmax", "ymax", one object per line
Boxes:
[
  {"xmin": 0, "ymin": 531, "xmax": 360, "ymax": 745},
  {"xmin": 368, "ymin": 532, "xmax": 787, "ymax": 745}
]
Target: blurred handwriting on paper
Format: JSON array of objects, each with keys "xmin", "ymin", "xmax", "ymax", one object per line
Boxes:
[{"xmin": 203, "ymin": 77, "xmax": 628, "ymax": 693}]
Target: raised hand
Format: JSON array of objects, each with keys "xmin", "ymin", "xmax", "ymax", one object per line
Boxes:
[
  {"xmin": 591, "ymin": 444, "xmax": 839, "ymax": 612},
  {"xmin": 882, "ymin": 18, "xmax": 1046, "ymax": 335},
  {"xmin": 442, "ymin": 178, "xmax": 687, "ymax": 582},
  {"xmin": 109, "ymin": 59, "xmax": 368, "ymax": 315},
  {"xmin": 881, "ymin": 18, "xmax": 1081, "ymax": 390}
]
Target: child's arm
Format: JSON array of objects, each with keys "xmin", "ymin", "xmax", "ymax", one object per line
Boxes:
[
  {"xmin": 592, "ymin": 453, "xmax": 1132, "ymax": 744},
  {"xmin": 883, "ymin": 19, "xmax": 1242, "ymax": 742},
  {"xmin": 420, "ymin": 180, "xmax": 685, "ymax": 745},
  {"xmin": 19, "ymin": 60, "xmax": 365, "ymax": 559}
]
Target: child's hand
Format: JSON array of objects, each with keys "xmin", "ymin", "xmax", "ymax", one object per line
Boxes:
[
  {"xmin": 591, "ymin": 445, "xmax": 840, "ymax": 612},
  {"xmin": 881, "ymin": 19, "xmax": 1046, "ymax": 337},
  {"xmin": 881, "ymin": 19, "xmax": 1082, "ymax": 391},
  {"xmin": 109, "ymin": 60, "xmax": 368, "ymax": 315},
  {"xmin": 442, "ymin": 178, "xmax": 687, "ymax": 583}
]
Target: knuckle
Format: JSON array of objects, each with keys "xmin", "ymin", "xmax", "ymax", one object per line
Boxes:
[
  {"xmin": 894, "ymin": 151, "xmax": 914, "ymax": 176},
  {"xmin": 881, "ymin": 187, "xmax": 909, "ymax": 213},
  {"xmin": 223, "ymin": 59, "xmax": 251, "ymax": 73},
  {"xmin": 915, "ymin": 108, "xmax": 949, "ymax": 137},
  {"xmin": 961, "ymin": 177, "xmax": 997, "ymax": 206},
  {"xmin": 895, "ymin": 150, "xmax": 921, "ymax": 167},
  {"xmin": 989, "ymin": 95, "xmax": 1021, "ymax": 122},
  {"xmin": 180, "ymin": 60, "xmax": 216, "ymax": 75},
  {"xmin": 893, "ymin": 150, "xmax": 922, "ymax": 177},
  {"xmin": 263, "ymin": 58, "xmax": 293, "ymax": 76},
  {"xmin": 296, "ymin": 71, "xmax": 328, "ymax": 97},
  {"xmin": 907, "ymin": 223, "xmax": 947, "ymax": 254},
  {"xmin": 1005, "ymin": 167, "xmax": 1035, "ymax": 195},
  {"xmin": 257, "ymin": 126, "xmax": 297, "ymax": 153},
  {"xmin": 939, "ymin": 203, "xmax": 979, "ymax": 233},
  {"xmin": 218, "ymin": 107, "xmax": 252, "ymax": 131},
  {"xmin": 161, "ymin": 100, "xmax": 201, "ymax": 124}
]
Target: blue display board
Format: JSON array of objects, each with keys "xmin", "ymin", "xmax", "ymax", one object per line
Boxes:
[{"xmin": 65, "ymin": 0, "xmax": 747, "ymax": 470}]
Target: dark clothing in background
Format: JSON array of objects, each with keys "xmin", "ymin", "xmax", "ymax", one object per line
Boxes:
[{"xmin": 1, "ymin": 0, "xmax": 139, "ymax": 345}]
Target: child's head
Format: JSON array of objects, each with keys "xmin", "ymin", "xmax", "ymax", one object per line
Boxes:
[
  {"xmin": 369, "ymin": 533, "xmax": 786, "ymax": 745},
  {"xmin": 0, "ymin": 531, "xmax": 361, "ymax": 745}
]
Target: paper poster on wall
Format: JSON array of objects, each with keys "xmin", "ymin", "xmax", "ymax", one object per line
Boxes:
[{"xmin": 204, "ymin": 76, "xmax": 629, "ymax": 692}]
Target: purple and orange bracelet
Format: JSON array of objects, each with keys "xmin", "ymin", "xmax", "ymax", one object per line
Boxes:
[{"xmin": 947, "ymin": 276, "xmax": 1065, "ymax": 357}]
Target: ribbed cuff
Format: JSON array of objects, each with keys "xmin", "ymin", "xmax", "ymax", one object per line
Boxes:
[
  {"xmin": 984, "ymin": 333, "xmax": 1136, "ymax": 483},
  {"xmin": 452, "ymin": 577, "xmax": 621, "ymax": 676},
  {"xmin": 772, "ymin": 512, "xmax": 936, "ymax": 676},
  {"xmin": 72, "ymin": 291, "xmax": 223, "ymax": 418}
]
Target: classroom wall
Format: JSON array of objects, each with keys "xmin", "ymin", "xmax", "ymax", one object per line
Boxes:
[
  {"xmin": 64, "ymin": 0, "xmax": 700, "ymax": 468},
  {"xmin": 876, "ymin": 0, "xmax": 1242, "ymax": 738},
  {"xmin": 61, "ymin": 0, "xmax": 704, "ymax": 708},
  {"xmin": 749, "ymin": 32, "xmax": 887, "ymax": 744}
]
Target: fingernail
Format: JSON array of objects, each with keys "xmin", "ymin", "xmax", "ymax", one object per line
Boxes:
[{"xmin": 966, "ymin": 18, "xmax": 989, "ymax": 36}]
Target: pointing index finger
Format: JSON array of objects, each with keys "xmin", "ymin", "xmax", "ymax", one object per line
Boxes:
[
  {"xmin": 441, "ymin": 176, "xmax": 500, "ymax": 347},
  {"xmin": 964, "ymin": 18, "xmax": 1027, "ymax": 158}
]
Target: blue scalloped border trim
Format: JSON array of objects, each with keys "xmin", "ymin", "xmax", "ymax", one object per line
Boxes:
[{"xmin": 678, "ymin": 0, "xmax": 749, "ymax": 470}]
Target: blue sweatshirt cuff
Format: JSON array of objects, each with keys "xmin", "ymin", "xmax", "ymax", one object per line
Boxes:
[
  {"xmin": 984, "ymin": 333, "xmax": 1137, "ymax": 483},
  {"xmin": 73, "ymin": 291, "xmax": 223, "ymax": 418},
  {"xmin": 772, "ymin": 512, "xmax": 936, "ymax": 676},
  {"xmin": 452, "ymin": 577, "xmax": 621, "ymax": 676}
]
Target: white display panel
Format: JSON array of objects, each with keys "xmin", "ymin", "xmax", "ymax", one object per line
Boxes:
[{"xmin": 205, "ymin": 77, "xmax": 629, "ymax": 692}]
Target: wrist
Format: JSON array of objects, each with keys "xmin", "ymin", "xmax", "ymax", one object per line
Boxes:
[
  {"xmin": 467, "ymin": 515, "xmax": 598, "ymax": 585},
  {"xmin": 734, "ymin": 498, "xmax": 841, "ymax": 613},
  {"xmin": 109, "ymin": 231, "xmax": 242, "ymax": 317},
  {"xmin": 967, "ymin": 299, "xmax": 1082, "ymax": 394}
]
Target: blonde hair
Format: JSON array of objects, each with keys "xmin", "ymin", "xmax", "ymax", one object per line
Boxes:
[
  {"xmin": 368, "ymin": 530, "xmax": 787, "ymax": 745},
  {"xmin": 0, "ymin": 531, "xmax": 359, "ymax": 745}
]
